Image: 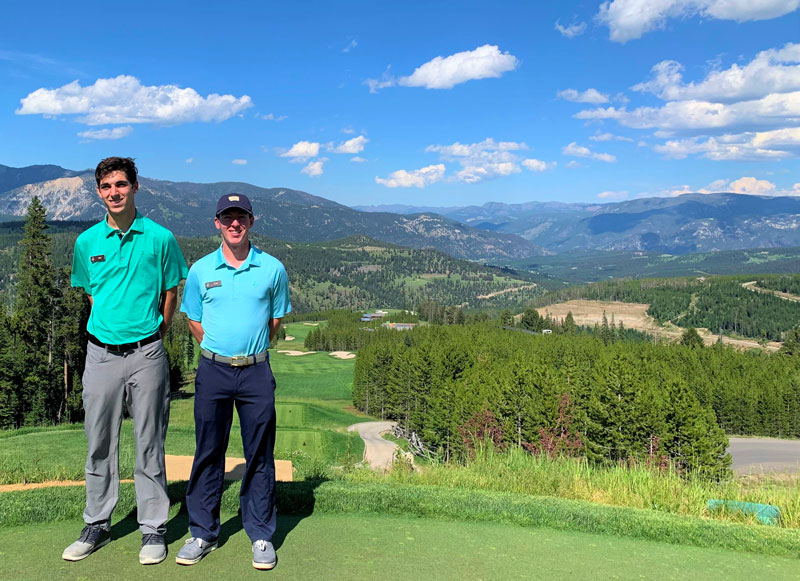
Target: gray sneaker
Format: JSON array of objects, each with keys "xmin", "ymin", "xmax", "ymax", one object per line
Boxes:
[
  {"xmin": 252, "ymin": 540, "xmax": 277, "ymax": 570},
  {"xmin": 175, "ymin": 537, "xmax": 217, "ymax": 565},
  {"xmin": 139, "ymin": 533, "xmax": 167, "ymax": 565},
  {"xmin": 62, "ymin": 524, "xmax": 111, "ymax": 561}
]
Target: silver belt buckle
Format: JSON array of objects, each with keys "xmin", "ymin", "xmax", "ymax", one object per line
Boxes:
[{"xmin": 230, "ymin": 356, "xmax": 248, "ymax": 367}]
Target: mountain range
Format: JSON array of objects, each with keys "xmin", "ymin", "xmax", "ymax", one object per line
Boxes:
[
  {"xmin": 357, "ymin": 195, "xmax": 800, "ymax": 254},
  {"xmin": 0, "ymin": 164, "xmax": 541, "ymax": 261},
  {"xmin": 5, "ymin": 163, "xmax": 800, "ymax": 259}
]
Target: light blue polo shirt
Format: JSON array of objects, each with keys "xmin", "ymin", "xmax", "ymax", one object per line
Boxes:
[
  {"xmin": 72, "ymin": 212, "xmax": 188, "ymax": 343},
  {"xmin": 180, "ymin": 245, "xmax": 291, "ymax": 357}
]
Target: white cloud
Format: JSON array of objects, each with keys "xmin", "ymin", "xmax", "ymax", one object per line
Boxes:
[
  {"xmin": 281, "ymin": 140, "xmax": 320, "ymax": 161},
  {"xmin": 598, "ymin": 190, "xmax": 629, "ymax": 199},
  {"xmin": 590, "ymin": 132, "xmax": 633, "ymax": 142},
  {"xmin": 574, "ymin": 91, "xmax": 800, "ymax": 131},
  {"xmin": 558, "ymin": 88, "xmax": 610, "ymax": 103},
  {"xmin": 350, "ymin": 156, "xmax": 367, "ymax": 163},
  {"xmin": 232, "ymin": 159, "xmax": 247, "ymax": 165},
  {"xmin": 185, "ymin": 158, "xmax": 193, "ymax": 164},
  {"xmin": 366, "ymin": 45, "xmax": 519, "ymax": 91},
  {"xmin": 341, "ymin": 126, "xmax": 356, "ymax": 134},
  {"xmin": 598, "ymin": 0, "xmax": 800, "ymax": 43},
  {"xmin": 633, "ymin": 44, "xmax": 800, "ymax": 102},
  {"xmin": 562, "ymin": 142, "xmax": 617, "ymax": 162},
  {"xmin": 330, "ymin": 135, "xmax": 368, "ymax": 154},
  {"xmin": 650, "ymin": 176, "xmax": 800, "ymax": 197},
  {"xmin": 555, "ymin": 20, "xmax": 588, "ymax": 38},
  {"xmin": 261, "ymin": 113, "xmax": 287, "ymax": 121},
  {"xmin": 77, "ymin": 125, "xmax": 133, "ymax": 140},
  {"xmin": 654, "ymin": 127, "xmax": 800, "ymax": 160},
  {"xmin": 522, "ymin": 158, "xmax": 556, "ymax": 172},
  {"xmin": 17, "ymin": 75, "xmax": 252, "ymax": 125},
  {"xmin": 342, "ymin": 39, "xmax": 358, "ymax": 53},
  {"xmin": 301, "ymin": 159, "xmax": 326, "ymax": 177},
  {"xmin": 375, "ymin": 164, "xmax": 446, "ymax": 188},
  {"xmin": 425, "ymin": 138, "xmax": 553, "ymax": 183},
  {"xmin": 565, "ymin": 160, "xmax": 582, "ymax": 168}
]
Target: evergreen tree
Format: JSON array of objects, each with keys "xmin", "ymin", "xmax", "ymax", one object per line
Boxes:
[
  {"xmin": 680, "ymin": 327, "xmax": 704, "ymax": 349},
  {"xmin": 11, "ymin": 198, "xmax": 57, "ymax": 426}
]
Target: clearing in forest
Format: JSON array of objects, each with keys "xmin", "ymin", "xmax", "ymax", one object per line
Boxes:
[{"xmin": 537, "ymin": 300, "xmax": 780, "ymax": 352}]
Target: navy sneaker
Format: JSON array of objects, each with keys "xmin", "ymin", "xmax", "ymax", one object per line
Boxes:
[
  {"xmin": 139, "ymin": 533, "xmax": 167, "ymax": 565},
  {"xmin": 62, "ymin": 524, "xmax": 111, "ymax": 561}
]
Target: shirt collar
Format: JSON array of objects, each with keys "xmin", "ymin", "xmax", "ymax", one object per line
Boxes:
[
  {"xmin": 214, "ymin": 244, "xmax": 260, "ymax": 270},
  {"xmin": 102, "ymin": 211, "xmax": 144, "ymax": 238}
]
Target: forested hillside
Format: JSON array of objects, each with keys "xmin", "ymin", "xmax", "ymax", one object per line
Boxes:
[{"xmin": 532, "ymin": 276, "xmax": 800, "ymax": 341}]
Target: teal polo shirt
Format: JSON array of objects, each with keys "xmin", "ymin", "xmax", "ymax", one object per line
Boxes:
[
  {"xmin": 72, "ymin": 212, "xmax": 188, "ymax": 344},
  {"xmin": 180, "ymin": 245, "xmax": 291, "ymax": 357}
]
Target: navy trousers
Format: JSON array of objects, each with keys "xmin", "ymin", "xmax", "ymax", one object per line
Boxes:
[{"xmin": 186, "ymin": 356, "xmax": 277, "ymax": 542}]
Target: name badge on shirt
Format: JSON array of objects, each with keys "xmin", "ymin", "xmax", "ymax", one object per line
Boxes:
[
  {"xmin": 205, "ymin": 280, "xmax": 222, "ymax": 289},
  {"xmin": 90, "ymin": 255, "xmax": 106, "ymax": 263}
]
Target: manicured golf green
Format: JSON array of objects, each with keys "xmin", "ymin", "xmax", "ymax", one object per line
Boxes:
[
  {"xmin": 3, "ymin": 512, "xmax": 799, "ymax": 580},
  {"xmin": 271, "ymin": 349, "xmax": 355, "ymax": 402}
]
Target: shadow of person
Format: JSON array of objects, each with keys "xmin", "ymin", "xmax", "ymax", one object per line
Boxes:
[
  {"xmin": 164, "ymin": 479, "xmax": 237, "ymax": 545},
  {"xmin": 109, "ymin": 507, "xmax": 140, "ymax": 540},
  {"xmin": 217, "ymin": 478, "xmax": 326, "ymax": 550}
]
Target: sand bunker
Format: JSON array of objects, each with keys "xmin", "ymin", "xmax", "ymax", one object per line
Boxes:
[
  {"xmin": 329, "ymin": 351, "xmax": 356, "ymax": 359},
  {"xmin": 278, "ymin": 350, "xmax": 317, "ymax": 356},
  {"xmin": 284, "ymin": 335, "xmax": 295, "ymax": 341},
  {"xmin": 0, "ymin": 455, "xmax": 293, "ymax": 492},
  {"xmin": 303, "ymin": 322, "xmax": 320, "ymax": 326}
]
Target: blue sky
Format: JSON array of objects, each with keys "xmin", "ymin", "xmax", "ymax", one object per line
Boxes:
[{"xmin": 1, "ymin": 0, "xmax": 798, "ymax": 207}]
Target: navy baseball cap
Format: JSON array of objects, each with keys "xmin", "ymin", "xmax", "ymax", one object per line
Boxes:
[{"xmin": 216, "ymin": 193, "xmax": 253, "ymax": 215}]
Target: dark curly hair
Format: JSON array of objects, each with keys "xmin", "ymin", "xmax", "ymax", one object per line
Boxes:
[{"xmin": 95, "ymin": 157, "xmax": 138, "ymax": 186}]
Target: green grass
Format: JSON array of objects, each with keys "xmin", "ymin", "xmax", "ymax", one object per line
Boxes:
[
  {"xmin": 4, "ymin": 512, "xmax": 800, "ymax": 580},
  {"xmin": 4, "ymin": 481, "xmax": 800, "ymax": 563},
  {"xmin": 271, "ymin": 353, "xmax": 355, "ymax": 402},
  {"xmin": 347, "ymin": 445, "xmax": 800, "ymax": 529}
]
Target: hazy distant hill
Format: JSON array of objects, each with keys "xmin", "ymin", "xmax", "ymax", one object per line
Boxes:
[
  {"xmin": 361, "ymin": 196, "xmax": 800, "ymax": 254},
  {"xmin": 0, "ymin": 164, "xmax": 543, "ymax": 261}
]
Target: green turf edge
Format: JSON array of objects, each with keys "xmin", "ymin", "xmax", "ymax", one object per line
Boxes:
[{"xmin": 2, "ymin": 480, "xmax": 799, "ymax": 559}]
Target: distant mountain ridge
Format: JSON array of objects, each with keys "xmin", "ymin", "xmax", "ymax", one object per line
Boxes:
[
  {"xmin": 0, "ymin": 164, "xmax": 543, "ymax": 261},
  {"xmin": 358, "ymin": 196, "xmax": 800, "ymax": 254}
]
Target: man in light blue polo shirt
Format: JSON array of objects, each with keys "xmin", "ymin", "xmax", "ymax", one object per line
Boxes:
[
  {"xmin": 177, "ymin": 193, "xmax": 290, "ymax": 570},
  {"xmin": 64, "ymin": 157, "xmax": 188, "ymax": 565}
]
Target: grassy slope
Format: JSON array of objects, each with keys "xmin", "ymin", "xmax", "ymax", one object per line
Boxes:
[{"xmin": 0, "ymin": 326, "xmax": 365, "ymax": 484}]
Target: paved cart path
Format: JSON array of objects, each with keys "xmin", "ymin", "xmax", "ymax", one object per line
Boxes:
[
  {"xmin": 728, "ymin": 437, "xmax": 800, "ymax": 474},
  {"xmin": 347, "ymin": 421, "xmax": 398, "ymax": 471}
]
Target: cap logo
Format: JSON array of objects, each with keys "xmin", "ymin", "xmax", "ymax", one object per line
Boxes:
[{"xmin": 228, "ymin": 195, "xmax": 240, "ymax": 201}]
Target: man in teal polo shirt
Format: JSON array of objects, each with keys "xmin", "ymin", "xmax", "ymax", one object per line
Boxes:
[
  {"xmin": 63, "ymin": 157, "xmax": 188, "ymax": 565},
  {"xmin": 176, "ymin": 193, "xmax": 290, "ymax": 570}
]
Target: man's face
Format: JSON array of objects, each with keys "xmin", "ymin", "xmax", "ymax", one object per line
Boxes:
[
  {"xmin": 97, "ymin": 170, "xmax": 137, "ymax": 217},
  {"xmin": 215, "ymin": 208, "xmax": 254, "ymax": 248}
]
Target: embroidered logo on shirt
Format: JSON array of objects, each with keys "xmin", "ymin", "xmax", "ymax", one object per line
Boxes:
[
  {"xmin": 90, "ymin": 255, "xmax": 106, "ymax": 263},
  {"xmin": 205, "ymin": 280, "xmax": 222, "ymax": 289}
]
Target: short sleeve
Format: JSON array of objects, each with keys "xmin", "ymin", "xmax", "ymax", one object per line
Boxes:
[
  {"xmin": 71, "ymin": 236, "xmax": 91, "ymax": 293},
  {"xmin": 180, "ymin": 266, "xmax": 203, "ymax": 322},
  {"xmin": 161, "ymin": 234, "xmax": 188, "ymax": 290},
  {"xmin": 271, "ymin": 264, "xmax": 291, "ymax": 319}
]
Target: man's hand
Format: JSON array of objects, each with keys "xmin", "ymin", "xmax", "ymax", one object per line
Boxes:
[
  {"xmin": 159, "ymin": 287, "xmax": 179, "ymax": 336},
  {"xmin": 268, "ymin": 318, "xmax": 282, "ymax": 345},
  {"xmin": 188, "ymin": 319, "xmax": 204, "ymax": 345}
]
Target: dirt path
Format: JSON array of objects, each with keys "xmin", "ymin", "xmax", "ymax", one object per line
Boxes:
[
  {"xmin": 477, "ymin": 284, "xmax": 538, "ymax": 300},
  {"xmin": 0, "ymin": 455, "xmax": 292, "ymax": 493},
  {"xmin": 537, "ymin": 299, "xmax": 780, "ymax": 352},
  {"xmin": 742, "ymin": 281, "xmax": 800, "ymax": 303},
  {"xmin": 347, "ymin": 421, "xmax": 398, "ymax": 472}
]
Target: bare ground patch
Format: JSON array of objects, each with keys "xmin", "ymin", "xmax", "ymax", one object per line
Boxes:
[
  {"xmin": 278, "ymin": 350, "xmax": 317, "ymax": 356},
  {"xmin": 537, "ymin": 300, "xmax": 779, "ymax": 352},
  {"xmin": 477, "ymin": 284, "xmax": 538, "ymax": 300}
]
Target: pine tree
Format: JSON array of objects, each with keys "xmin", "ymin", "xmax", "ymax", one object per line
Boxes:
[{"xmin": 11, "ymin": 197, "xmax": 57, "ymax": 426}]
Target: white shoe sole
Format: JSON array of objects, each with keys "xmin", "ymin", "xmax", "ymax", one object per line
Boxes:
[
  {"xmin": 140, "ymin": 548, "xmax": 167, "ymax": 565},
  {"xmin": 253, "ymin": 556, "xmax": 277, "ymax": 570}
]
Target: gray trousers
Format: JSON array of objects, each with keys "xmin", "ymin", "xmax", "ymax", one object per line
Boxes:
[{"xmin": 82, "ymin": 339, "xmax": 171, "ymax": 535}]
